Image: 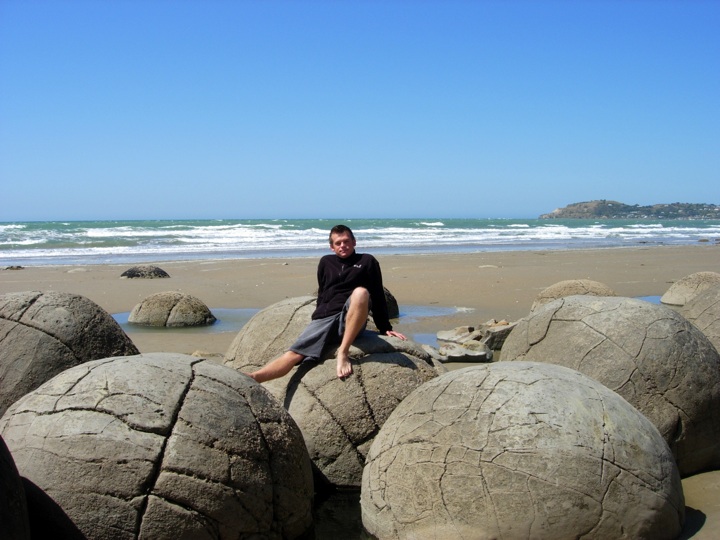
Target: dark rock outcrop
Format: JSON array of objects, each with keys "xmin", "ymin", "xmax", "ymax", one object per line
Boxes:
[{"xmin": 120, "ymin": 265, "xmax": 170, "ymax": 279}]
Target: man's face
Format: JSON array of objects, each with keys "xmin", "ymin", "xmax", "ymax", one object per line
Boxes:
[{"xmin": 330, "ymin": 232, "xmax": 356, "ymax": 259}]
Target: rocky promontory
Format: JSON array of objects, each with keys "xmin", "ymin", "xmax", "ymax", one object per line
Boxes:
[{"xmin": 540, "ymin": 200, "xmax": 720, "ymax": 219}]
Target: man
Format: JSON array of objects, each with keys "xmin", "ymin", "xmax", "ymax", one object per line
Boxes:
[{"xmin": 249, "ymin": 224, "xmax": 406, "ymax": 382}]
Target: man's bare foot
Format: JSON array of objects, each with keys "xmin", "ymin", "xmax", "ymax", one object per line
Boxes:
[{"xmin": 337, "ymin": 351, "xmax": 353, "ymax": 379}]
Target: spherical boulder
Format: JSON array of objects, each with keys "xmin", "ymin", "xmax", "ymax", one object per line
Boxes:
[
  {"xmin": 531, "ymin": 278, "xmax": 616, "ymax": 311},
  {"xmin": 0, "ymin": 353, "xmax": 314, "ymax": 540},
  {"xmin": 1, "ymin": 435, "xmax": 30, "ymax": 540},
  {"xmin": 128, "ymin": 291, "xmax": 216, "ymax": 327},
  {"xmin": 661, "ymin": 271, "xmax": 720, "ymax": 307},
  {"xmin": 679, "ymin": 283, "xmax": 720, "ymax": 353},
  {"xmin": 224, "ymin": 296, "xmax": 443, "ymax": 487},
  {"xmin": 0, "ymin": 291, "xmax": 139, "ymax": 417},
  {"xmin": 120, "ymin": 265, "xmax": 170, "ymax": 279},
  {"xmin": 361, "ymin": 362, "xmax": 685, "ymax": 540},
  {"xmin": 502, "ymin": 295, "xmax": 720, "ymax": 476},
  {"xmin": 225, "ymin": 296, "xmax": 317, "ymax": 370}
]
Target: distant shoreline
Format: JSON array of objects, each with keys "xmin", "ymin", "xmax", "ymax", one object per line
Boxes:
[{"xmin": 2, "ymin": 217, "xmax": 719, "ymax": 267}]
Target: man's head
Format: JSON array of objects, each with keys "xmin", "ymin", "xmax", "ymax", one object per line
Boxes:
[{"xmin": 329, "ymin": 224, "xmax": 356, "ymax": 259}]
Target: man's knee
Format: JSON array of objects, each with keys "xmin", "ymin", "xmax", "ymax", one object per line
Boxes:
[{"xmin": 350, "ymin": 287, "xmax": 370, "ymax": 305}]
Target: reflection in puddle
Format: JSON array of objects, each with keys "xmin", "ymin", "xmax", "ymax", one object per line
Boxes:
[
  {"xmin": 114, "ymin": 305, "xmax": 467, "ymax": 349},
  {"xmin": 113, "ymin": 308, "xmax": 259, "ymax": 334}
]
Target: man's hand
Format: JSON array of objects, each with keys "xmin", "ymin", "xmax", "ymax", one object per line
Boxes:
[{"xmin": 386, "ymin": 330, "xmax": 407, "ymax": 341}]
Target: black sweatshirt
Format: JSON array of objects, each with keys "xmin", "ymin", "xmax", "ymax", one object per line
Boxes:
[{"xmin": 312, "ymin": 251, "xmax": 393, "ymax": 334}]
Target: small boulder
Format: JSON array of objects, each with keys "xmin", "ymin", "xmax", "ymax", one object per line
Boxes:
[
  {"xmin": 661, "ymin": 271, "xmax": 720, "ymax": 307},
  {"xmin": 361, "ymin": 362, "xmax": 685, "ymax": 539},
  {"xmin": 437, "ymin": 320, "xmax": 516, "ymax": 351},
  {"xmin": 531, "ymin": 278, "xmax": 616, "ymax": 311},
  {"xmin": 502, "ymin": 295, "xmax": 720, "ymax": 476},
  {"xmin": 128, "ymin": 291, "xmax": 216, "ymax": 327},
  {"xmin": 120, "ymin": 265, "xmax": 170, "ymax": 279},
  {"xmin": 0, "ymin": 353, "xmax": 314, "ymax": 540},
  {"xmin": 0, "ymin": 291, "xmax": 139, "ymax": 417}
]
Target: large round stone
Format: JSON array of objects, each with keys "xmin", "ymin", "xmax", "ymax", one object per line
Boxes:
[
  {"xmin": 502, "ymin": 295, "xmax": 720, "ymax": 476},
  {"xmin": 361, "ymin": 362, "xmax": 685, "ymax": 540},
  {"xmin": 661, "ymin": 271, "xmax": 720, "ymax": 307},
  {"xmin": 679, "ymin": 284, "xmax": 720, "ymax": 354},
  {"xmin": 531, "ymin": 278, "xmax": 616, "ymax": 311},
  {"xmin": 0, "ymin": 291, "xmax": 139, "ymax": 417},
  {"xmin": 225, "ymin": 296, "xmax": 316, "ymax": 370},
  {"xmin": 1, "ymin": 435, "xmax": 30, "ymax": 540},
  {"xmin": 224, "ymin": 296, "xmax": 443, "ymax": 487},
  {"xmin": 128, "ymin": 291, "xmax": 216, "ymax": 327},
  {"xmin": 0, "ymin": 353, "xmax": 314, "ymax": 540}
]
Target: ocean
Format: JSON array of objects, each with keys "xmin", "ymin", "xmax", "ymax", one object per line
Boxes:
[{"xmin": 1, "ymin": 218, "xmax": 719, "ymax": 267}]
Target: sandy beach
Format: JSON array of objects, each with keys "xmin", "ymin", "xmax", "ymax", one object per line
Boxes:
[
  {"xmin": 2, "ymin": 244, "xmax": 718, "ymax": 356},
  {"xmin": 2, "ymin": 243, "xmax": 720, "ymax": 537}
]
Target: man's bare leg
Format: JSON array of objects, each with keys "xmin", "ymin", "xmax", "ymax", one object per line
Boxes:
[
  {"xmin": 336, "ymin": 287, "xmax": 370, "ymax": 379},
  {"xmin": 248, "ymin": 351, "xmax": 304, "ymax": 383}
]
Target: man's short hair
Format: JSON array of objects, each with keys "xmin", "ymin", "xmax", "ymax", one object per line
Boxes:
[{"xmin": 329, "ymin": 224, "xmax": 355, "ymax": 245}]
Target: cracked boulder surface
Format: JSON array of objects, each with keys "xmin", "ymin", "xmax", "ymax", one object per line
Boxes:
[
  {"xmin": 128, "ymin": 291, "xmax": 216, "ymax": 327},
  {"xmin": 0, "ymin": 291, "xmax": 139, "ymax": 417},
  {"xmin": 501, "ymin": 295, "xmax": 720, "ymax": 477},
  {"xmin": 679, "ymin": 284, "xmax": 720, "ymax": 354},
  {"xmin": 661, "ymin": 271, "xmax": 720, "ymax": 307},
  {"xmin": 225, "ymin": 296, "xmax": 317, "ymax": 371},
  {"xmin": 361, "ymin": 362, "xmax": 685, "ymax": 540},
  {"xmin": 224, "ymin": 296, "xmax": 443, "ymax": 487},
  {"xmin": 0, "ymin": 353, "xmax": 314, "ymax": 540},
  {"xmin": 531, "ymin": 279, "xmax": 616, "ymax": 312}
]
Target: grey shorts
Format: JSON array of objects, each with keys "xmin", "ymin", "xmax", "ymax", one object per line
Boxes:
[{"xmin": 289, "ymin": 298, "xmax": 365, "ymax": 362}]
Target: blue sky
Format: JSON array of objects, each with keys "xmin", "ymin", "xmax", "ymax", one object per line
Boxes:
[{"xmin": 1, "ymin": 0, "xmax": 718, "ymax": 221}]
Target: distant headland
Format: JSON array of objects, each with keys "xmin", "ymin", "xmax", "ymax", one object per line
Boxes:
[{"xmin": 539, "ymin": 200, "xmax": 720, "ymax": 220}]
